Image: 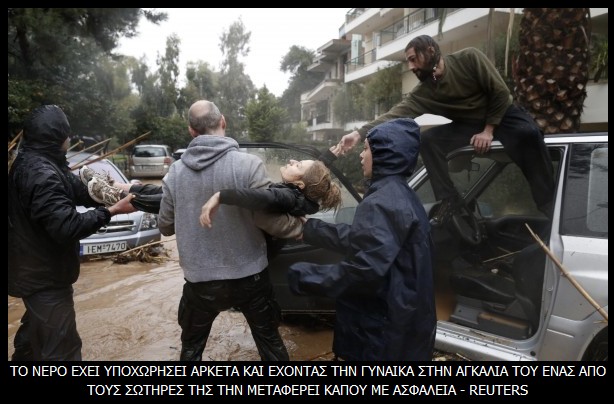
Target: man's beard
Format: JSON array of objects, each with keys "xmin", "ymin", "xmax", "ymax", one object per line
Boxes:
[
  {"xmin": 413, "ymin": 53, "xmax": 437, "ymax": 82},
  {"xmin": 414, "ymin": 68, "xmax": 432, "ymax": 82}
]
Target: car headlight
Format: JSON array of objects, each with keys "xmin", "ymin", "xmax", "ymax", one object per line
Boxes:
[{"xmin": 139, "ymin": 213, "xmax": 159, "ymax": 230}]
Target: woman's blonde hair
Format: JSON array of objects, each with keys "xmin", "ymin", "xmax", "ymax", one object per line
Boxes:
[{"xmin": 301, "ymin": 161, "xmax": 342, "ymax": 211}]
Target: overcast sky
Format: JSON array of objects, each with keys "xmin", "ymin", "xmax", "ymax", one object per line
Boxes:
[{"xmin": 117, "ymin": 8, "xmax": 349, "ymax": 97}]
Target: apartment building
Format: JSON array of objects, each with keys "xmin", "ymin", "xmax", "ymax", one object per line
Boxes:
[{"xmin": 301, "ymin": 8, "xmax": 608, "ymax": 141}]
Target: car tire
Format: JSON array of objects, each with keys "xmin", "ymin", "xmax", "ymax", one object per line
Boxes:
[{"xmin": 582, "ymin": 327, "xmax": 608, "ymax": 361}]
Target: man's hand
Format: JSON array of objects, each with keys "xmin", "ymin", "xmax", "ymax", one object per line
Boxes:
[
  {"xmin": 470, "ymin": 126, "xmax": 495, "ymax": 154},
  {"xmin": 107, "ymin": 194, "xmax": 136, "ymax": 215},
  {"xmin": 200, "ymin": 192, "xmax": 220, "ymax": 228},
  {"xmin": 338, "ymin": 131, "xmax": 361, "ymax": 155},
  {"xmin": 329, "ymin": 143, "xmax": 343, "ymax": 157}
]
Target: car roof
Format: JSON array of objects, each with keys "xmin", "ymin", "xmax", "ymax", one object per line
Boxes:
[{"xmin": 543, "ymin": 132, "xmax": 608, "ymax": 143}]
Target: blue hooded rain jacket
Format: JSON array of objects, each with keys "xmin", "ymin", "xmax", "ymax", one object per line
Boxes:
[{"xmin": 288, "ymin": 118, "xmax": 436, "ymax": 361}]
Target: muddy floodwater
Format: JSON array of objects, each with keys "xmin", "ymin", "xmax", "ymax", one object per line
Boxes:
[{"xmin": 7, "ymin": 234, "xmax": 337, "ymax": 361}]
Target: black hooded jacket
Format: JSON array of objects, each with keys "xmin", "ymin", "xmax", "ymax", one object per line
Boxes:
[
  {"xmin": 8, "ymin": 105, "xmax": 111, "ymax": 297},
  {"xmin": 288, "ymin": 118, "xmax": 436, "ymax": 361}
]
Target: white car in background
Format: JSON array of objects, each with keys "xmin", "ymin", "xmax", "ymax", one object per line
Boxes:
[{"xmin": 128, "ymin": 144, "xmax": 175, "ymax": 179}]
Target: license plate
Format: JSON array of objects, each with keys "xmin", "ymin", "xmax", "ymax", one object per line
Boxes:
[
  {"xmin": 81, "ymin": 241, "xmax": 128, "ymax": 255},
  {"xmin": 141, "ymin": 165, "xmax": 158, "ymax": 171}
]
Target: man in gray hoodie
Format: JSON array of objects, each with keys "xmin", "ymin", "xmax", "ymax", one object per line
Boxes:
[{"xmin": 158, "ymin": 100, "xmax": 301, "ymax": 361}]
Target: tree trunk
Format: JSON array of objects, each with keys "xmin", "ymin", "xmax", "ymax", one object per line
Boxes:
[{"xmin": 513, "ymin": 8, "xmax": 591, "ymax": 133}]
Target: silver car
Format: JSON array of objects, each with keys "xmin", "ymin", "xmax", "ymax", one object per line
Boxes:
[
  {"xmin": 410, "ymin": 133, "xmax": 608, "ymax": 361},
  {"xmin": 241, "ymin": 133, "xmax": 608, "ymax": 361},
  {"xmin": 67, "ymin": 151, "xmax": 161, "ymax": 257},
  {"xmin": 128, "ymin": 144, "xmax": 175, "ymax": 179}
]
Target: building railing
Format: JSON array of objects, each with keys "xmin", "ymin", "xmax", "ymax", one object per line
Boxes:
[
  {"xmin": 380, "ymin": 8, "xmax": 440, "ymax": 46},
  {"xmin": 346, "ymin": 8, "xmax": 367, "ymax": 24},
  {"xmin": 345, "ymin": 8, "xmax": 463, "ymax": 75},
  {"xmin": 345, "ymin": 49, "xmax": 377, "ymax": 74}
]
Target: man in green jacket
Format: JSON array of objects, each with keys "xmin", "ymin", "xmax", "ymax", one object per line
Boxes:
[{"xmin": 339, "ymin": 35, "xmax": 554, "ymax": 224}]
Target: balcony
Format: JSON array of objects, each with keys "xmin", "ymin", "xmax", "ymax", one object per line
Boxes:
[
  {"xmin": 303, "ymin": 100, "xmax": 345, "ymax": 141},
  {"xmin": 344, "ymin": 8, "xmax": 402, "ymax": 36},
  {"xmin": 344, "ymin": 48, "xmax": 398, "ymax": 83},
  {"xmin": 301, "ymin": 79, "xmax": 343, "ymax": 105},
  {"xmin": 345, "ymin": 49, "xmax": 377, "ymax": 74},
  {"xmin": 379, "ymin": 8, "xmax": 441, "ymax": 46},
  {"xmin": 307, "ymin": 38, "xmax": 351, "ymax": 73},
  {"xmin": 345, "ymin": 8, "xmax": 367, "ymax": 24}
]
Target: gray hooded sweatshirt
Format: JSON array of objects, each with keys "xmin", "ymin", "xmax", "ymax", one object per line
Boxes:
[{"xmin": 158, "ymin": 135, "xmax": 301, "ymax": 283}]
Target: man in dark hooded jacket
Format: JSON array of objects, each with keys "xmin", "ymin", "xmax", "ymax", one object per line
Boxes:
[
  {"xmin": 288, "ymin": 118, "xmax": 436, "ymax": 361},
  {"xmin": 8, "ymin": 105, "xmax": 136, "ymax": 361}
]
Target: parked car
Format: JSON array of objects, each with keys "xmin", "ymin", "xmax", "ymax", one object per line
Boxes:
[
  {"xmin": 237, "ymin": 133, "xmax": 608, "ymax": 361},
  {"xmin": 67, "ymin": 151, "xmax": 162, "ymax": 257},
  {"xmin": 128, "ymin": 144, "xmax": 174, "ymax": 179},
  {"xmin": 172, "ymin": 148, "xmax": 187, "ymax": 161}
]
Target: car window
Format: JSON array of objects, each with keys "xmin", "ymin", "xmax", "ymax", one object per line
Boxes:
[
  {"xmin": 134, "ymin": 147, "xmax": 168, "ymax": 158},
  {"xmin": 562, "ymin": 143, "xmax": 608, "ymax": 238},
  {"xmin": 477, "ymin": 163, "xmax": 543, "ymax": 218},
  {"xmin": 413, "ymin": 148, "xmax": 563, "ymax": 220},
  {"xmin": 414, "ymin": 153, "xmax": 497, "ymax": 206}
]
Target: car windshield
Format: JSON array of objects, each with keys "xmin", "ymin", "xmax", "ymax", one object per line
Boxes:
[{"xmin": 134, "ymin": 147, "xmax": 166, "ymax": 157}]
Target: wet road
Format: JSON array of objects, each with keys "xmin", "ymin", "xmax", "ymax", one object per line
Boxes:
[{"xmin": 7, "ymin": 234, "xmax": 335, "ymax": 361}]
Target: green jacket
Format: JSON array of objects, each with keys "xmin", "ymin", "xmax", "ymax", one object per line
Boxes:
[{"xmin": 358, "ymin": 47, "xmax": 512, "ymax": 137}]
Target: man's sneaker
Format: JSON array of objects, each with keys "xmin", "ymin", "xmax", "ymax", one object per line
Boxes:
[
  {"xmin": 88, "ymin": 177, "xmax": 125, "ymax": 206},
  {"xmin": 79, "ymin": 165, "xmax": 114, "ymax": 186},
  {"xmin": 430, "ymin": 195, "xmax": 463, "ymax": 226}
]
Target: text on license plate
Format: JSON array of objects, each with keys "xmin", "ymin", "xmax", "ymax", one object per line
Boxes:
[{"xmin": 81, "ymin": 241, "xmax": 128, "ymax": 255}]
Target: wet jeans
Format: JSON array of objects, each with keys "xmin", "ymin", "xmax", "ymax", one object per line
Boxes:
[{"xmin": 178, "ymin": 268, "xmax": 289, "ymax": 361}]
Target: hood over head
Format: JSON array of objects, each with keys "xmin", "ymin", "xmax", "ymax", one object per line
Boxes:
[
  {"xmin": 21, "ymin": 105, "xmax": 71, "ymax": 163},
  {"xmin": 366, "ymin": 118, "xmax": 421, "ymax": 179},
  {"xmin": 181, "ymin": 134, "xmax": 240, "ymax": 171}
]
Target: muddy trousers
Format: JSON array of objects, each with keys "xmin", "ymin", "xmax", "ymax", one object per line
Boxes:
[
  {"xmin": 420, "ymin": 104, "xmax": 555, "ymax": 217},
  {"xmin": 12, "ymin": 287, "xmax": 82, "ymax": 361},
  {"xmin": 178, "ymin": 268, "xmax": 289, "ymax": 361}
]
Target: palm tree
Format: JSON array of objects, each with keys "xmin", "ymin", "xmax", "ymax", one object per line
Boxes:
[{"xmin": 512, "ymin": 8, "xmax": 591, "ymax": 133}]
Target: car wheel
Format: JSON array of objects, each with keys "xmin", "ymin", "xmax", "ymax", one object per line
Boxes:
[{"xmin": 582, "ymin": 328, "xmax": 608, "ymax": 361}]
